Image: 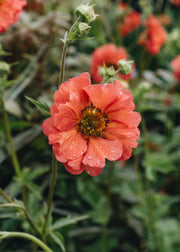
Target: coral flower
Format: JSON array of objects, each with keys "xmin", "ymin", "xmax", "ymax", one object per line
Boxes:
[
  {"xmin": 0, "ymin": 0, "xmax": 27, "ymax": 33},
  {"xmin": 171, "ymin": 0, "xmax": 180, "ymax": 6},
  {"xmin": 90, "ymin": 44, "xmax": 133, "ymax": 83},
  {"xmin": 42, "ymin": 73, "xmax": 141, "ymax": 177},
  {"xmin": 119, "ymin": 10, "xmax": 141, "ymax": 36},
  {"xmin": 138, "ymin": 14, "xmax": 167, "ymax": 55},
  {"xmin": 171, "ymin": 54, "xmax": 180, "ymax": 82}
]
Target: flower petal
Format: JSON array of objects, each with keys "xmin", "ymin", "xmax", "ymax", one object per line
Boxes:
[
  {"xmin": 64, "ymin": 161, "xmax": 85, "ymax": 175},
  {"xmin": 104, "ymin": 121, "xmax": 140, "ymax": 147},
  {"xmin": 83, "ymin": 137, "xmax": 123, "ymax": 168},
  {"xmin": 42, "ymin": 118, "xmax": 58, "ymax": 137},
  {"xmin": 59, "ymin": 130, "xmax": 87, "ymax": 160},
  {"xmin": 84, "ymin": 165, "xmax": 103, "ymax": 177},
  {"xmin": 83, "ymin": 84, "xmax": 118, "ymax": 111},
  {"xmin": 53, "ymin": 103, "xmax": 78, "ymax": 131},
  {"xmin": 108, "ymin": 110, "xmax": 141, "ymax": 127},
  {"xmin": 53, "ymin": 143, "xmax": 67, "ymax": 163},
  {"xmin": 118, "ymin": 145, "xmax": 133, "ymax": 161}
]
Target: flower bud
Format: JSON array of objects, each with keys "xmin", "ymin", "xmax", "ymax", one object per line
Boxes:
[
  {"xmin": 117, "ymin": 59, "xmax": 134, "ymax": 75},
  {"xmin": 75, "ymin": 4, "xmax": 98, "ymax": 23},
  {"xmin": 78, "ymin": 22, "xmax": 91, "ymax": 36}
]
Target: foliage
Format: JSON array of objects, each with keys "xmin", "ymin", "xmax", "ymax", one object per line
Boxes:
[{"xmin": 0, "ymin": 0, "xmax": 180, "ymax": 252}]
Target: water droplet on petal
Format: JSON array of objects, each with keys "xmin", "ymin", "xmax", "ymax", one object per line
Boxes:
[
  {"xmin": 111, "ymin": 150, "xmax": 116, "ymax": 153},
  {"xmin": 87, "ymin": 156, "xmax": 92, "ymax": 160}
]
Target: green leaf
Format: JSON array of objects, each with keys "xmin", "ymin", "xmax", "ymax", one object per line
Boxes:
[
  {"xmin": 0, "ymin": 62, "xmax": 10, "ymax": 73},
  {"xmin": 143, "ymin": 152, "xmax": 175, "ymax": 181},
  {"xmin": 26, "ymin": 96, "xmax": 50, "ymax": 116},
  {"xmin": 49, "ymin": 232, "xmax": 66, "ymax": 252},
  {"xmin": 50, "ymin": 215, "xmax": 89, "ymax": 231}
]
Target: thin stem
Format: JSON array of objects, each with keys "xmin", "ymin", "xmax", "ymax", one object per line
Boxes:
[
  {"xmin": 58, "ymin": 40, "xmax": 69, "ymax": 85},
  {"xmin": 100, "ymin": 166, "xmax": 114, "ymax": 252},
  {"xmin": 43, "ymin": 154, "xmax": 57, "ymax": 235},
  {"xmin": 0, "ymin": 188, "xmax": 42, "ymax": 237},
  {"xmin": 0, "ymin": 232, "xmax": 53, "ymax": 252},
  {"xmin": 1, "ymin": 96, "xmax": 21, "ymax": 177},
  {"xmin": 24, "ymin": 208, "xmax": 42, "ymax": 238},
  {"xmin": 1, "ymin": 94, "xmax": 28, "ymax": 208},
  {"xmin": 141, "ymin": 115, "xmax": 159, "ymax": 252},
  {"xmin": 0, "ymin": 188, "xmax": 13, "ymax": 203},
  {"xmin": 43, "ymin": 26, "xmax": 70, "ymax": 235}
]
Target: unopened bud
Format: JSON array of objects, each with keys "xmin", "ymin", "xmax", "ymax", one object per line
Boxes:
[
  {"xmin": 75, "ymin": 4, "xmax": 98, "ymax": 23},
  {"xmin": 78, "ymin": 22, "xmax": 91, "ymax": 36},
  {"xmin": 105, "ymin": 65, "xmax": 116, "ymax": 77},
  {"xmin": 117, "ymin": 59, "xmax": 134, "ymax": 75}
]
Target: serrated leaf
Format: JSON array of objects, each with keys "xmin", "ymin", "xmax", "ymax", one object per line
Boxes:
[
  {"xmin": 25, "ymin": 96, "xmax": 50, "ymax": 115},
  {"xmin": 49, "ymin": 232, "xmax": 66, "ymax": 252},
  {"xmin": 50, "ymin": 215, "xmax": 89, "ymax": 231}
]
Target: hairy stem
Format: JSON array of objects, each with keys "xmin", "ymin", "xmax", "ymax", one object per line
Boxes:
[
  {"xmin": 1, "ymin": 96, "xmax": 21, "ymax": 177},
  {"xmin": 43, "ymin": 154, "xmax": 57, "ymax": 235},
  {"xmin": 0, "ymin": 232, "xmax": 53, "ymax": 252}
]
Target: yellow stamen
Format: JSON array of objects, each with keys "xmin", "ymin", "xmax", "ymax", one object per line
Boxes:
[{"xmin": 77, "ymin": 103, "xmax": 109, "ymax": 139}]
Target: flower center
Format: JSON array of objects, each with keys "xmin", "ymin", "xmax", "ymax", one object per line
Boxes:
[{"xmin": 77, "ymin": 103, "xmax": 109, "ymax": 138}]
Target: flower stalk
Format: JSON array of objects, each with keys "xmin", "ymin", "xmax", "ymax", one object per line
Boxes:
[
  {"xmin": 43, "ymin": 154, "xmax": 57, "ymax": 235},
  {"xmin": 1, "ymin": 95, "xmax": 21, "ymax": 177},
  {"xmin": 0, "ymin": 232, "xmax": 53, "ymax": 252}
]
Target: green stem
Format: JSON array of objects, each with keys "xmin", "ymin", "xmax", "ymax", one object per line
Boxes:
[
  {"xmin": 43, "ymin": 26, "xmax": 70, "ymax": 235},
  {"xmin": 24, "ymin": 208, "xmax": 42, "ymax": 238},
  {"xmin": 43, "ymin": 154, "xmax": 57, "ymax": 235},
  {"xmin": 0, "ymin": 188, "xmax": 42, "ymax": 237},
  {"xmin": 1, "ymin": 96, "xmax": 21, "ymax": 177},
  {"xmin": 100, "ymin": 166, "xmax": 114, "ymax": 252},
  {"xmin": 0, "ymin": 232, "xmax": 53, "ymax": 252},
  {"xmin": 0, "ymin": 188, "xmax": 13, "ymax": 203},
  {"xmin": 141, "ymin": 116, "xmax": 159, "ymax": 252},
  {"xmin": 58, "ymin": 40, "xmax": 69, "ymax": 86}
]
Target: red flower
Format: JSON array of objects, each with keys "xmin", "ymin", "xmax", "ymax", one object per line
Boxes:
[
  {"xmin": 138, "ymin": 14, "xmax": 167, "ymax": 55},
  {"xmin": 119, "ymin": 10, "xmax": 141, "ymax": 36},
  {"xmin": 171, "ymin": 54, "xmax": 180, "ymax": 82},
  {"xmin": 0, "ymin": 0, "xmax": 27, "ymax": 33},
  {"xmin": 42, "ymin": 73, "xmax": 141, "ymax": 177},
  {"xmin": 171, "ymin": 0, "xmax": 180, "ymax": 6},
  {"xmin": 90, "ymin": 44, "xmax": 133, "ymax": 83}
]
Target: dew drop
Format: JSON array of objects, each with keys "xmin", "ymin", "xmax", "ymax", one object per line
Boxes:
[
  {"xmin": 87, "ymin": 156, "xmax": 92, "ymax": 160},
  {"xmin": 111, "ymin": 150, "xmax": 116, "ymax": 153}
]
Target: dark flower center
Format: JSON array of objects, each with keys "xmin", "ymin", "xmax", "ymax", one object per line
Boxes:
[{"xmin": 77, "ymin": 103, "xmax": 109, "ymax": 138}]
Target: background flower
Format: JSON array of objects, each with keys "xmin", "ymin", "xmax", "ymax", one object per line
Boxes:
[
  {"xmin": 90, "ymin": 43, "xmax": 133, "ymax": 83},
  {"xmin": 171, "ymin": 54, "xmax": 180, "ymax": 82},
  {"xmin": 42, "ymin": 73, "xmax": 141, "ymax": 176},
  {"xmin": 0, "ymin": 0, "xmax": 27, "ymax": 33},
  {"xmin": 171, "ymin": 0, "xmax": 180, "ymax": 6},
  {"xmin": 119, "ymin": 10, "xmax": 141, "ymax": 36},
  {"xmin": 138, "ymin": 14, "xmax": 167, "ymax": 55}
]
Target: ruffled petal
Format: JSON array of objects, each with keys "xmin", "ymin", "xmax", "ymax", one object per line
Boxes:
[
  {"xmin": 83, "ymin": 84, "xmax": 118, "ymax": 111},
  {"xmin": 59, "ymin": 130, "xmax": 87, "ymax": 160},
  {"xmin": 118, "ymin": 145, "xmax": 133, "ymax": 161},
  {"xmin": 84, "ymin": 165, "xmax": 103, "ymax": 177},
  {"xmin": 83, "ymin": 137, "xmax": 123, "ymax": 168},
  {"xmin": 42, "ymin": 118, "xmax": 58, "ymax": 137},
  {"xmin": 64, "ymin": 160, "xmax": 85, "ymax": 175},
  {"xmin": 53, "ymin": 103, "xmax": 78, "ymax": 131},
  {"xmin": 108, "ymin": 110, "xmax": 141, "ymax": 127},
  {"xmin": 53, "ymin": 143, "xmax": 67, "ymax": 163},
  {"xmin": 104, "ymin": 121, "xmax": 140, "ymax": 147}
]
